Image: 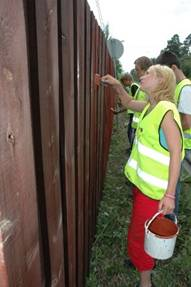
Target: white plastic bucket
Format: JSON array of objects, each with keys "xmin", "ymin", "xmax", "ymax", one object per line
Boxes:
[{"xmin": 144, "ymin": 211, "xmax": 179, "ymax": 260}]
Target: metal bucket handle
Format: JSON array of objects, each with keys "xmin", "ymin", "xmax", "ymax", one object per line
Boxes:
[{"xmin": 145, "ymin": 211, "xmax": 177, "ymax": 233}]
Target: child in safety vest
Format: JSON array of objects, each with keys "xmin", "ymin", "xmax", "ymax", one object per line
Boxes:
[
  {"xmin": 111, "ymin": 57, "xmax": 152, "ymax": 153},
  {"xmin": 110, "ymin": 72, "xmax": 139, "ymax": 152},
  {"xmin": 101, "ymin": 64, "xmax": 184, "ymax": 287}
]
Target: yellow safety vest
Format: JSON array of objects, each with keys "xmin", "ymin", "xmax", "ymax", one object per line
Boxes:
[
  {"xmin": 127, "ymin": 82, "xmax": 140, "ymax": 115},
  {"xmin": 131, "ymin": 88, "xmax": 147, "ymax": 128},
  {"xmin": 125, "ymin": 101, "xmax": 184, "ymax": 200},
  {"xmin": 175, "ymin": 79, "xmax": 191, "ymax": 149}
]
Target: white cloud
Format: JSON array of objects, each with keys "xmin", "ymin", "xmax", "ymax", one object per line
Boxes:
[{"xmin": 88, "ymin": 0, "xmax": 191, "ymax": 72}]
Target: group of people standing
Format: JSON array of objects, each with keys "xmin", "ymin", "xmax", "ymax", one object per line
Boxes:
[{"xmin": 102, "ymin": 51, "xmax": 191, "ymax": 287}]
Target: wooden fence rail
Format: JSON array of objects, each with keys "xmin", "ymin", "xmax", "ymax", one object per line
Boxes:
[{"xmin": 0, "ymin": 0, "xmax": 114, "ymax": 286}]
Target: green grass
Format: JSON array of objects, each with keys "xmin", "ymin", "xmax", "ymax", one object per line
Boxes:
[{"xmin": 86, "ymin": 113, "xmax": 191, "ymax": 287}]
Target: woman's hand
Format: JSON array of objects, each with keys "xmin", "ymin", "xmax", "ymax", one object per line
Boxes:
[
  {"xmin": 110, "ymin": 107, "xmax": 119, "ymax": 114},
  {"xmin": 158, "ymin": 196, "xmax": 175, "ymax": 215},
  {"xmin": 101, "ymin": 74, "xmax": 121, "ymax": 87}
]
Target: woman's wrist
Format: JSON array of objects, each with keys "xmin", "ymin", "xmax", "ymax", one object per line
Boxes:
[
  {"xmin": 165, "ymin": 193, "xmax": 175, "ymax": 200},
  {"xmin": 114, "ymin": 82, "xmax": 125, "ymax": 93}
]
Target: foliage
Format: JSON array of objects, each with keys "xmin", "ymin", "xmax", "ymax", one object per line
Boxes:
[
  {"xmin": 115, "ymin": 59, "xmax": 124, "ymax": 79},
  {"xmin": 181, "ymin": 34, "xmax": 191, "ymax": 57},
  {"xmin": 165, "ymin": 34, "xmax": 183, "ymax": 58},
  {"xmin": 161, "ymin": 33, "xmax": 191, "ymax": 78},
  {"xmin": 181, "ymin": 55, "xmax": 191, "ymax": 78},
  {"xmin": 161, "ymin": 33, "xmax": 191, "ymax": 58},
  {"xmin": 86, "ymin": 113, "xmax": 191, "ymax": 287}
]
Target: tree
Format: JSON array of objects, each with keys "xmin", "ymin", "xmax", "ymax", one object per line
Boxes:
[
  {"xmin": 165, "ymin": 34, "xmax": 182, "ymax": 58},
  {"xmin": 161, "ymin": 33, "xmax": 191, "ymax": 78},
  {"xmin": 181, "ymin": 55, "xmax": 191, "ymax": 78},
  {"xmin": 181, "ymin": 34, "xmax": 191, "ymax": 56}
]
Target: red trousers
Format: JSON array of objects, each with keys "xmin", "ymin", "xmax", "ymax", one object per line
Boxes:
[{"xmin": 127, "ymin": 186, "xmax": 159, "ymax": 271}]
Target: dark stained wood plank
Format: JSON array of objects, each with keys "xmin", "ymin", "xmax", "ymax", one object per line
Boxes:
[
  {"xmin": 89, "ymin": 14, "xmax": 97, "ymax": 245},
  {"xmin": 58, "ymin": 0, "xmax": 77, "ymax": 286},
  {"xmin": 100, "ymin": 38, "xmax": 107, "ymax": 186},
  {"xmin": 74, "ymin": 0, "xmax": 86, "ymax": 285},
  {"xmin": 0, "ymin": 1, "xmax": 42, "ymax": 286},
  {"xmin": 34, "ymin": 0, "xmax": 65, "ymax": 285},
  {"xmin": 84, "ymin": 1, "xmax": 91, "ymax": 275},
  {"xmin": 92, "ymin": 21, "xmax": 99, "ymax": 225},
  {"xmin": 96, "ymin": 34, "xmax": 101, "ymax": 206},
  {"xmin": 96, "ymin": 31, "xmax": 105, "ymax": 203}
]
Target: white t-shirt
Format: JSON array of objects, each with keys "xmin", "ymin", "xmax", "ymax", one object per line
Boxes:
[{"xmin": 178, "ymin": 85, "xmax": 191, "ymax": 115}]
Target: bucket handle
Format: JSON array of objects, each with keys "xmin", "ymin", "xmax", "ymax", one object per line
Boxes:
[{"xmin": 145, "ymin": 211, "xmax": 177, "ymax": 233}]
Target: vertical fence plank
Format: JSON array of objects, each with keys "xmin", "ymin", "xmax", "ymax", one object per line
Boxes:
[
  {"xmin": 94, "ymin": 24, "xmax": 100, "ymax": 215},
  {"xmin": 97, "ymin": 31, "xmax": 105, "ymax": 203},
  {"xmin": 0, "ymin": 1, "xmax": 42, "ymax": 286},
  {"xmin": 34, "ymin": 0, "xmax": 65, "ymax": 285},
  {"xmin": 96, "ymin": 26, "xmax": 102, "ymax": 205},
  {"xmin": 84, "ymin": 2, "xmax": 91, "ymax": 275},
  {"xmin": 58, "ymin": 0, "xmax": 77, "ymax": 286},
  {"xmin": 74, "ymin": 0, "xmax": 86, "ymax": 285},
  {"xmin": 100, "ymin": 38, "xmax": 107, "ymax": 186},
  {"xmin": 92, "ymin": 21, "xmax": 99, "ymax": 225},
  {"xmin": 89, "ymin": 14, "xmax": 96, "ymax": 245}
]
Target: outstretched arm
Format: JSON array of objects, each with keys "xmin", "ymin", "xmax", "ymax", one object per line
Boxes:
[{"xmin": 101, "ymin": 74, "xmax": 147, "ymax": 112}]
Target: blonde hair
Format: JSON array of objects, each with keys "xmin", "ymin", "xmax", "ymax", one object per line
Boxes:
[{"xmin": 148, "ymin": 64, "xmax": 176, "ymax": 103}]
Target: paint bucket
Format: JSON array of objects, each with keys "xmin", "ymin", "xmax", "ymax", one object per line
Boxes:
[{"xmin": 144, "ymin": 211, "xmax": 179, "ymax": 260}]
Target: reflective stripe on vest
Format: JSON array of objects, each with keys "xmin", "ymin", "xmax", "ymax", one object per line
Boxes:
[
  {"xmin": 125, "ymin": 101, "xmax": 184, "ymax": 200},
  {"xmin": 137, "ymin": 140, "xmax": 170, "ymax": 165},
  {"xmin": 175, "ymin": 79, "xmax": 191, "ymax": 149},
  {"xmin": 128, "ymin": 158, "xmax": 168, "ymax": 189}
]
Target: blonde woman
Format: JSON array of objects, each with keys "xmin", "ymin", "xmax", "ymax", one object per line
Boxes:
[{"xmin": 101, "ymin": 65, "xmax": 184, "ymax": 287}]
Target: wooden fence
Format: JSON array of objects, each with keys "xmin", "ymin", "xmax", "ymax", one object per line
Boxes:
[{"xmin": 0, "ymin": 0, "xmax": 115, "ymax": 286}]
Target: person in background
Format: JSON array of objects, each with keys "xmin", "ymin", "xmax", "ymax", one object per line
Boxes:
[
  {"xmin": 120, "ymin": 72, "xmax": 139, "ymax": 96},
  {"xmin": 112, "ymin": 56, "xmax": 153, "ymax": 151},
  {"xmin": 111, "ymin": 72, "xmax": 139, "ymax": 151},
  {"xmin": 156, "ymin": 51, "xmax": 191, "ymax": 214},
  {"xmin": 122, "ymin": 73, "xmax": 139, "ymax": 150},
  {"xmin": 131, "ymin": 56, "xmax": 153, "ymax": 131},
  {"xmin": 101, "ymin": 64, "xmax": 184, "ymax": 287}
]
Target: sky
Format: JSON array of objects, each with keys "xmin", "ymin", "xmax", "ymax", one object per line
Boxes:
[{"xmin": 87, "ymin": 0, "xmax": 191, "ymax": 72}]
